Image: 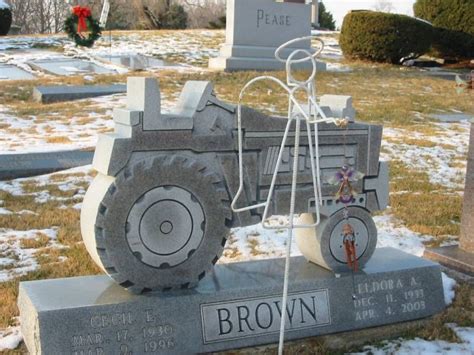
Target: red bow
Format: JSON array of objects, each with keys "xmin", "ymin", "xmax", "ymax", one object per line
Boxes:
[{"xmin": 73, "ymin": 6, "xmax": 92, "ymax": 33}]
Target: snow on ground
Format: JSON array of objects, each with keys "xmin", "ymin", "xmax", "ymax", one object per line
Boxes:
[
  {"xmin": 352, "ymin": 324, "xmax": 474, "ymax": 355},
  {"xmin": 443, "ymin": 273, "xmax": 456, "ymax": 306},
  {"xmin": 0, "ymin": 165, "xmax": 93, "ymax": 203},
  {"xmin": 0, "ymin": 166, "xmax": 96, "ymax": 282},
  {"xmin": 312, "ymin": 30, "xmax": 343, "ymax": 61},
  {"xmin": 374, "ymin": 214, "xmax": 431, "ymax": 257},
  {"xmin": 0, "ymin": 326, "xmax": 22, "ymax": 352},
  {"xmin": 67, "ymin": 30, "xmax": 222, "ymax": 69},
  {"xmin": 382, "ymin": 121, "xmax": 471, "ymax": 190},
  {"xmin": 0, "ymin": 228, "xmax": 59, "ymax": 282},
  {"xmin": 0, "ymin": 90, "xmax": 179, "ymax": 154},
  {"xmin": 0, "ymin": 30, "xmax": 222, "ymax": 78},
  {"xmin": 0, "ymin": 99, "xmax": 116, "ymax": 154},
  {"xmin": 220, "ymin": 216, "xmax": 301, "ymax": 264}
]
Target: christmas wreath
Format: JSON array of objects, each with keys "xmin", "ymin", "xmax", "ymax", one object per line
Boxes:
[{"xmin": 64, "ymin": 6, "xmax": 101, "ymax": 48}]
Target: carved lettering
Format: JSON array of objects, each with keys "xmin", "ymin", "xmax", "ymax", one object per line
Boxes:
[
  {"xmin": 256, "ymin": 9, "xmax": 291, "ymax": 28},
  {"xmin": 217, "ymin": 308, "xmax": 233, "ymax": 335},
  {"xmin": 201, "ymin": 291, "xmax": 330, "ymax": 343},
  {"xmin": 90, "ymin": 312, "xmax": 134, "ymax": 329}
]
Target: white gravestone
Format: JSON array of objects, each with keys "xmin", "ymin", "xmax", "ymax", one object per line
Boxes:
[{"xmin": 209, "ymin": 0, "xmax": 326, "ymax": 72}]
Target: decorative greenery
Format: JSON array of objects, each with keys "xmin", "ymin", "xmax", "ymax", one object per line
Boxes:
[
  {"xmin": 340, "ymin": 11, "xmax": 433, "ymax": 64},
  {"xmin": 432, "ymin": 27, "xmax": 474, "ymax": 60},
  {"xmin": 319, "ymin": 1, "xmax": 335, "ymax": 30},
  {"xmin": 414, "ymin": 0, "xmax": 474, "ymax": 35},
  {"xmin": 0, "ymin": 6, "xmax": 12, "ymax": 36},
  {"xmin": 414, "ymin": 0, "xmax": 474, "ymax": 59},
  {"xmin": 64, "ymin": 7, "xmax": 101, "ymax": 48}
]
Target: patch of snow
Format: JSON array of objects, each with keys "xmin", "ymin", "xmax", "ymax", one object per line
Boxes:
[
  {"xmin": 374, "ymin": 214, "xmax": 431, "ymax": 257},
  {"xmin": 382, "ymin": 121, "xmax": 470, "ymax": 190},
  {"xmin": 352, "ymin": 324, "xmax": 474, "ymax": 355},
  {"xmin": 0, "ymin": 207, "xmax": 12, "ymax": 215},
  {"xmin": 0, "ymin": 91, "xmax": 178, "ymax": 154},
  {"xmin": 442, "ymin": 272, "xmax": 456, "ymax": 305},
  {"xmin": 221, "ymin": 216, "xmax": 301, "ymax": 264},
  {"xmin": 0, "ymin": 228, "xmax": 59, "ymax": 282},
  {"xmin": 0, "ymin": 327, "xmax": 22, "ymax": 351},
  {"xmin": 0, "ymin": 165, "xmax": 94, "ymax": 204},
  {"xmin": 326, "ymin": 62, "xmax": 351, "ymax": 72}
]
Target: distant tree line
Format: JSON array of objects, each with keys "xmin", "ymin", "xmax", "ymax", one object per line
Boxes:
[{"xmin": 5, "ymin": 0, "xmax": 226, "ymax": 34}]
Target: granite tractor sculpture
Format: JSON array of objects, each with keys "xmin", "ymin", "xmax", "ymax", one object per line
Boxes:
[{"xmin": 81, "ymin": 77, "xmax": 389, "ymax": 293}]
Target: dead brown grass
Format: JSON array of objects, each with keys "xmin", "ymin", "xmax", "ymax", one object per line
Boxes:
[
  {"xmin": 45, "ymin": 136, "xmax": 72, "ymax": 144},
  {"xmin": 389, "ymin": 161, "xmax": 462, "ymax": 239}
]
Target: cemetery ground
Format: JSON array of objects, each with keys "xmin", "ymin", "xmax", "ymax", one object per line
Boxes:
[{"xmin": 0, "ymin": 30, "xmax": 473, "ymax": 353}]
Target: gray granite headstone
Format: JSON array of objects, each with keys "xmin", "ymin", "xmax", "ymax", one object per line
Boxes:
[
  {"xmin": 0, "ymin": 150, "xmax": 93, "ymax": 180},
  {"xmin": 28, "ymin": 59, "xmax": 115, "ymax": 76},
  {"xmin": 0, "ymin": 64, "xmax": 35, "ymax": 80},
  {"xmin": 460, "ymin": 118, "xmax": 474, "ymax": 252},
  {"xmin": 18, "ymin": 248, "xmax": 445, "ymax": 355},
  {"xmin": 33, "ymin": 84, "xmax": 127, "ymax": 104},
  {"xmin": 209, "ymin": 0, "xmax": 326, "ymax": 71}
]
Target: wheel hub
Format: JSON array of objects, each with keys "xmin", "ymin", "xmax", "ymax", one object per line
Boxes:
[
  {"xmin": 329, "ymin": 217, "xmax": 369, "ymax": 263},
  {"xmin": 126, "ymin": 186, "xmax": 205, "ymax": 268}
]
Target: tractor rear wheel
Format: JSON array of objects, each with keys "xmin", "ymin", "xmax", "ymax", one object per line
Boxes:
[{"xmin": 81, "ymin": 154, "xmax": 232, "ymax": 293}]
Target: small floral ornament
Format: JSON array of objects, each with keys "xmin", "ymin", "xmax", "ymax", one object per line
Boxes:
[
  {"xmin": 64, "ymin": 6, "xmax": 101, "ymax": 48},
  {"xmin": 327, "ymin": 165, "xmax": 364, "ymax": 204}
]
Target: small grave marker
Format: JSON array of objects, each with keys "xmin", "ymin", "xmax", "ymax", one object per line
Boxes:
[
  {"xmin": 28, "ymin": 58, "xmax": 115, "ymax": 76},
  {"xmin": 0, "ymin": 64, "xmax": 35, "ymax": 80}
]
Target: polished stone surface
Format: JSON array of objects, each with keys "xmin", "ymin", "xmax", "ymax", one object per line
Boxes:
[
  {"xmin": 461, "ymin": 119, "xmax": 474, "ymax": 252},
  {"xmin": 28, "ymin": 59, "xmax": 115, "ymax": 76},
  {"xmin": 0, "ymin": 64, "xmax": 35, "ymax": 80},
  {"xmin": 424, "ymin": 246, "xmax": 474, "ymax": 275},
  {"xmin": 0, "ymin": 150, "xmax": 93, "ymax": 180},
  {"xmin": 19, "ymin": 248, "xmax": 445, "ymax": 354},
  {"xmin": 33, "ymin": 84, "xmax": 126, "ymax": 103}
]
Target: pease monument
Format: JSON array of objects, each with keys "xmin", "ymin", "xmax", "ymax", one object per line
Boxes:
[{"xmin": 209, "ymin": 0, "xmax": 326, "ymax": 71}]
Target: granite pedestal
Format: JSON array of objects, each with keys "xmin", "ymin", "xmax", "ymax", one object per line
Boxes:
[
  {"xmin": 209, "ymin": 0, "xmax": 326, "ymax": 72},
  {"xmin": 19, "ymin": 248, "xmax": 445, "ymax": 355},
  {"xmin": 425, "ymin": 118, "xmax": 474, "ymax": 275}
]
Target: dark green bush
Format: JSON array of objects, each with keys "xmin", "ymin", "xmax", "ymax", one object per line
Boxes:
[
  {"xmin": 0, "ymin": 6, "xmax": 12, "ymax": 36},
  {"xmin": 208, "ymin": 16, "xmax": 226, "ymax": 30},
  {"xmin": 340, "ymin": 11, "xmax": 434, "ymax": 64},
  {"xmin": 432, "ymin": 27, "xmax": 474, "ymax": 59},
  {"xmin": 414, "ymin": 0, "xmax": 474, "ymax": 35},
  {"xmin": 159, "ymin": 4, "xmax": 188, "ymax": 30}
]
